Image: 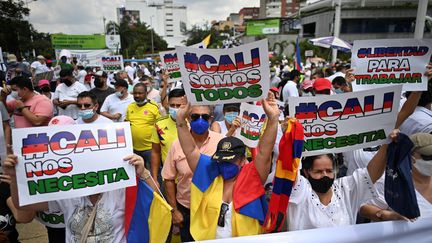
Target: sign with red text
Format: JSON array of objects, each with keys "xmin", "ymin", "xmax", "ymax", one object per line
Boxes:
[
  {"xmin": 288, "ymin": 85, "xmax": 402, "ymax": 156},
  {"xmin": 176, "ymin": 39, "xmax": 270, "ymax": 105},
  {"xmin": 12, "ymin": 122, "xmax": 135, "ymax": 206},
  {"xmin": 159, "ymin": 50, "xmax": 181, "ymax": 83},
  {"xmin": 351, "ymin": 39, "xmax": 432, "ymax": 91},
  {"xmin": 235, "ymin": 103, "xmax": 267, "ymax": 148},
  {"xmin": 101, "ymin": 55, "xmax": 124, "ymax": 72}
]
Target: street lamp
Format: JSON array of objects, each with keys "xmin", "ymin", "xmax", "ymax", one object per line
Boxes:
[
  {"xmin": 25, "ymin": 0, "xmax": 37, "ymax": 58},
  {"xmin": 150, "ymin": 15, "xmax": 155, "ymax": 55}
]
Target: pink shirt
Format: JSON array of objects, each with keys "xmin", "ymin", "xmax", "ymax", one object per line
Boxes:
[
  {"xmin": 162, "ymin": 131, "xmax": 225, "ymax": 208},
  {"xmin": 8, "ymin": 94, "xmax": 53, "ymax": 128}
]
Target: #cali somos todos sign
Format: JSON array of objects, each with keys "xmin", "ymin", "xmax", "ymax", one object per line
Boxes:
[
  {"xmin": 13, "ymin": 122, "xmax": 136, "ymax": 206},
  {"xmin": 176, "ymin": 39, "xmax": 270, "ymax": 105},
  {"xmin": 351, "ymin": 39, "xmax": 432, "ymax": 91},
  {"xmin": 101, "ymin": 55, "xmax": 124, "ymax": 72},
  {"xmin": 288, "ymin": 85, "xmax": 402, "ymax": 156}
]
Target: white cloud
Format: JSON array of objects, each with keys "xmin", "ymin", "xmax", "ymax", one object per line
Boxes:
[{"xmin": 28, "ymin": 0, "xmax": 259, "ymax": 34}]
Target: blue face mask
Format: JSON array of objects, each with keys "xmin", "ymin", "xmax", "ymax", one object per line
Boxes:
[
  {"xmin": 334, "ymin": 89, "xmax": 344, "ymax": 94},
  {"xmin": 115, "ymin": 91, "xmax": 123, "ymax": 98},
  {"xmin": 224, "ymin": 112, "xmax": 238, "ymax": 124},
  {"xmin": 218, "ymin": 161, "xmax": 240, "ymax": 180},
  {"xmin": 78, "ymin": 109, "xmax": 94, "ymax": 120},
  {"xmin": 169, "ymin": 107, "xmax": 178, "ymax": 120},
  {"xmin": 190, "ymin": 118, "xmax": 209, "ymax": 135}
]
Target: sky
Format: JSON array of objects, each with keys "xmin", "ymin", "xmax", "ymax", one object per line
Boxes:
[{"xmin": 27, "ymin": 0, "xmax": 260, "ymax": 34}]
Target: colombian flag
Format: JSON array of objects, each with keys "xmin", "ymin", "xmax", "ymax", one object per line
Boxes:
[
  {"xmin": 190, "ymin": 155, "xmax": 267, "ymax": 240},
  {"xmin": 125, "ymin": 179, "xmax": 172, "ymax": 243},
  {"xmin": 263, "ymin": 118, "xmax": 304, "ymax": 233},
  {"xmin": 294, "ymin": 37, "xmax": 303, "ymax": 72}
]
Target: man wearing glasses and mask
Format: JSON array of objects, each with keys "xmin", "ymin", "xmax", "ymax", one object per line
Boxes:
[
  {"xmin": 76, "ymin": 91, "xmax": 112, "ymax": 124},
  {"xmin": 162, "ymin": 103, "xmax": 225, "ymax": 242},
  {"xmin": 53, "ymin": 69, "xmax": 87, "ymax": 120}
]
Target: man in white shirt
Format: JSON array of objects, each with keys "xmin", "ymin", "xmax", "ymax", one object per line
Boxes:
[
  {"xmin": 53, "ymin": 69, "xmax": 88, "ymax": 119},
  {"xmin": 327, "ymin": 64, "xmax": 348, "ymax": 82},
  {"xmin": 30, "ymin": 55, "xmax": 50, "ymax": 79},
  {"xmin": 124, "ymin": 62, "xmax": 135, "ymax": 81},
  {"xmin": 399, "ymin": 88, "xmax": 432, "ymax": 136},
  {"xmin": 75, "ymin": 65, "xmax": 89, "ymax": 90},
  {"xmin": 101, "ymin": 79, "xmax": 134, "ymax": 122},
  {"xmin": 282, "ymin": 69, "xmax": 301, "ymax": 103}
]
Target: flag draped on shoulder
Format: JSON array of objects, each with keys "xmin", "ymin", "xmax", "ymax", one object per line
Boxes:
[
  {"xmin": 125, "ymin": 179, "xmax": 172, "ymax": 243},
  {"xmin": 190, "ymin": 154, "xmax": 267, "ymax": 241},
  {"xmin": 263, "ymin": 118, "xmax": 304, "ymax": 233}
]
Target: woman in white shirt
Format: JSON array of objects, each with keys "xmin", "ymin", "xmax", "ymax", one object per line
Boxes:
[{"xmin": 287, "ymin": 140, "xmax": 392, "ymax": 230}]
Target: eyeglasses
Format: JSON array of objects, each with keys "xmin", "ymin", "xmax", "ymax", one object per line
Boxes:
[
  {"xmin": 76, "ymin": 103, "xmax": 93, "ymax": 109},
  {"xmin": 217, "ymin": 203, "xmax": 229, "ymax": 227},
  {"xmin": 190, "ymin": 113, "xmax": 211, "ymax": 121},
  {"xmin": 169, "ymin": 104, "xmax": 182, "ymax": 108}
]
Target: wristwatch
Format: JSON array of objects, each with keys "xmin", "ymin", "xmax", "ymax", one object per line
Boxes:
[{"xmin": 16, "ymin": 106, "xmax": 28, "ymax": 112}]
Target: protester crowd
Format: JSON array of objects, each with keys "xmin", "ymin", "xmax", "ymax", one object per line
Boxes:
[{"xmin": 0, "ymin": 51, "xmax": 431, "ymax": 243}]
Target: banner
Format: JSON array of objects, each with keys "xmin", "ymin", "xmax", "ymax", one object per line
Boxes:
[
  {"xmin": 101, "ymin": 55, "xmax": 124, "ymax": 72},
  {"xmin": 106, "ymin": 35, "xmax": 121, "ymax": 50},
  {"xmin": 235, "ymin": 103, "xmax": 267, "ymax": 148},
  {"xmin": 288, "ymin": 85, "xmax": 402, "ymax": 156},
  {"xmin": 55, "ymin": 49, "xmax": 113, "ymax": 67},
  {"xmin": 351, "ymin": 39, "xmax": 432, "ymax": 91},
  {"xmin": 51, "ymin": 34, "xmax": 107, "ymax": 50},
  {"xmin": 176, "ymin": 39, "xmax": 270, "ymax": 105},
  {"xmin": 246, "ymin": 19, "xmax": 280, "ymax": 36},
  {"xmin": 12, "ymin": 122, "xmax": 136, "ymax": 206},
  {"xmin": 159, "ymin": 51, "xmax": 181, "ymax": 83}
]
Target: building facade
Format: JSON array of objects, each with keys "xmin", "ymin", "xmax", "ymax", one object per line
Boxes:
[
  {"xmin": 118, "ymin": 0, "xmax": 187, "ymax": 48},
  {"xmin": 259, "ymin": 0, "xmax": 301, "ymax": 18}
]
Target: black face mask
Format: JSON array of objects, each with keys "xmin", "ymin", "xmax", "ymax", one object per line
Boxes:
[
  {"xmin": 62, "ymin": 79, "xmax": 73, "ymax": 87},
  {"xmin": 94, "ymin": 77, "xmax": 104, "ymax": 88},
  {"xmin": 308, "ymin": 176, "xmax": 334, "ymax": 194},
  {"xmin": 41, "ymin": 86, "xmax": 50, "ymax": 93}
]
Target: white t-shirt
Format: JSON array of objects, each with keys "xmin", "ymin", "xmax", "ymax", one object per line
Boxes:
[
  {"xmin": 76, "ymin": 114, "xmax": 113, "ymax": 124},
  {"xmin": 125, "ymin": 65, "xmax": 135, "ymax": 80},
  {"xmin": 53, "ymin": 82, "xmax": 88, "ymax": 120},
  {"xmin": 327, "ymin": 71, "xmax": 345, "ymax": 81},
  {"xmin": 215, "ymin": 202, "xmax": 233, "ymax": 239},
  {"xmin": 36, "ymin": 201, "xmax": 65, "ymax": 228},
  {"xmin": 287, "ymin": 168, "xmax": 377, "ymax": 231},
  {"xmin": 282, "ymin": 81, "xmax": 299, "ymax": 103},
  {"xmin": 343, "ymin": 149, "xmax": 377, "ymax": 176},
  {"xmin": 48, "ymin": 189, "xmax": 126, "ymax": 243},
  {"xmin": 76, "ymin": 70, "xmax": 89, "ymax": 89},
  {"xmin": 416, "ymin": 190, "xmax": 432, "ymax": 218},
  {"xmin": 216, "ymin": 120, "xmax": 228, "ymax": 135},
  {"xmin": 30, "ymin": 61, "xmax": 50, "ymax": 74},
  {"xmin": 399, "ymin": 106, "xmax": 432, "ymax": 136},
  {"xmin": 100, "ymin": 93, "xmax": 134, "ymax": 122}
]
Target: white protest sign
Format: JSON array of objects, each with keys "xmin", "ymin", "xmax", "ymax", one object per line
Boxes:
[
  {"xmin": 13, "ymin": 122, "xmax": 136, "ymax": 206},
  {"xmin": 176, "ymin": 39, "xmax": 270, "ymax": 105},
  {"xmin": 288, "ymin": 85, "xmax": 402, "ymax": 156},
  {"xmin": 235, "ymin": 103, "xmax": 267, "ymax": 148},
  {"xmin": 101, "ymin": 55, "xmax": 124, "ymax": 72},
  {"xmin": 105, "ymin": 35, "xmax": 121, "ymax": 50},
  {"xmin": 55, "ymin": 49, "xmax": 113, "ymax": 67},
  {"xmin": 351, "ymin": 39, "xmax": 432, "ymax": 91},
  {"xmin": 159, "ymin": 50, "xmax": 181, "ymax": 83}
]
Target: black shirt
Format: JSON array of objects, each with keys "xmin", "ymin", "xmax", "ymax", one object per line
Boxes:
[{"xmin": 0, "ymin": 182, "xmax": 19, "ymax": 243}]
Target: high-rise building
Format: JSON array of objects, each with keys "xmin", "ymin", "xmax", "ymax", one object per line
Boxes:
[
  {"xmin": 260, "ymin": 0, "xmax": 301, "ymax": 18},
  {"xmin": 117, "ymin": 0, "xmax": 187, "ymax": 48}
]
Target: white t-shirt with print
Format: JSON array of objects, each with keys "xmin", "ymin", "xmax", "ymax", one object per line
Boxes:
[
  {"xmin": 287, "ymin": 168, "xmax": 377, "ymax": 231},
  {"xmin": 53, "ymin": 82, "xmax": 88, "ymax": 119},
  {"xmin": 48, "ymin": 189, "xmax": 126, "ymax": 243},
  {"xmin": 100, "ymin": 93, "xmax": 134, "ymax": 122}
]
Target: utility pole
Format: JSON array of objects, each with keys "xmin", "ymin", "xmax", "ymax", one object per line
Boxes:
[
  {"xmin": 150, "ymin": 15, "xmax": 155, "ymax": 55},
  {"xmin": 103, "ymin": 16, "xmax": 106, "ymax": 34},
  {"xmin": 332, "ymin": 0, "xmax": 341, "ymax": 64},
  {"xmin": 414, "ymin": 0, "xmax": 428, "ymax": 39}
]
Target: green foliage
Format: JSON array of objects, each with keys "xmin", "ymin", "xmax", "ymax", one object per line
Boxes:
[{"xmin": 0, "ymin": 0, "xmax": 52, "ymax": 58}]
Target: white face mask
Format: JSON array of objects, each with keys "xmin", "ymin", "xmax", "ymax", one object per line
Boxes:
[
  {"xmin": 11, "ymin": 91, "xmax": 21, "ymax": 100},
  {"xmin": 414, "ymin": 159, "xmax": 432, "ymax": 177}
]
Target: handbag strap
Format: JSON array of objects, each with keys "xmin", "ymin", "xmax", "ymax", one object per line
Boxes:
[{"xmin": 78, "ymin": 195, "xmax": 101, "ymax": 243}]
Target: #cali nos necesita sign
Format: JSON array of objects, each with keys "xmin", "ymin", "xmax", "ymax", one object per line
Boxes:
[{"xmin": 13, "ymin": 122, "xmax": 136, "ymax": 206}]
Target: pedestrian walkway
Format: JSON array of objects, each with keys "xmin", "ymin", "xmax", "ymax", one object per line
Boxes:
[{"xmin": 17, "ymin": 220, "xmax": 48, "ymax": 243}]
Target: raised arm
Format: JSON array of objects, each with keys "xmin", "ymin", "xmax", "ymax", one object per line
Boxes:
[
  {"xmin": 255, "ymin": 92, "xmax": 280, "ymax": 183},
  {"xmin": 176, "ymin": 100, "xmax": 201, "ymax": 172}
]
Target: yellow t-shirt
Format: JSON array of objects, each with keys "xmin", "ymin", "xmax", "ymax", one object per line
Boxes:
[
  {"xmin": 126, "ymin": 101, "xmax": 161, "ymax": 151},
  {"xmin": 150, "ymin": 115, "xmax": 177, "ymax": 163}
]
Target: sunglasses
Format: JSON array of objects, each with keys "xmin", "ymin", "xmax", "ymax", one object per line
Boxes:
[
  {"xmin": 190, "ymin": 113, "xmax": 211, "ymax": 121},
  {"xmin": 76, "ymin": 103, "xmax": 93, "ymax": 109},
  {"xmin": 217, "ymin": 203, "xmax": 229, "ymax": 227}
]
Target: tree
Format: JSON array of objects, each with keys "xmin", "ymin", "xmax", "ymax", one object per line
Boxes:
[{"xmin": 0, "ymin": 0, "xmax": 52, "ymax": 59}]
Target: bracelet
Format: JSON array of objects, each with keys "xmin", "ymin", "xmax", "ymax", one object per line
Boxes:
[
  {"xmin": 141, "ymin": 169, "xmax": 151, "ymax": 180},
  {"xmin": 176, "ymin": 121, "xmax": 187, "ymax": 127}
]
